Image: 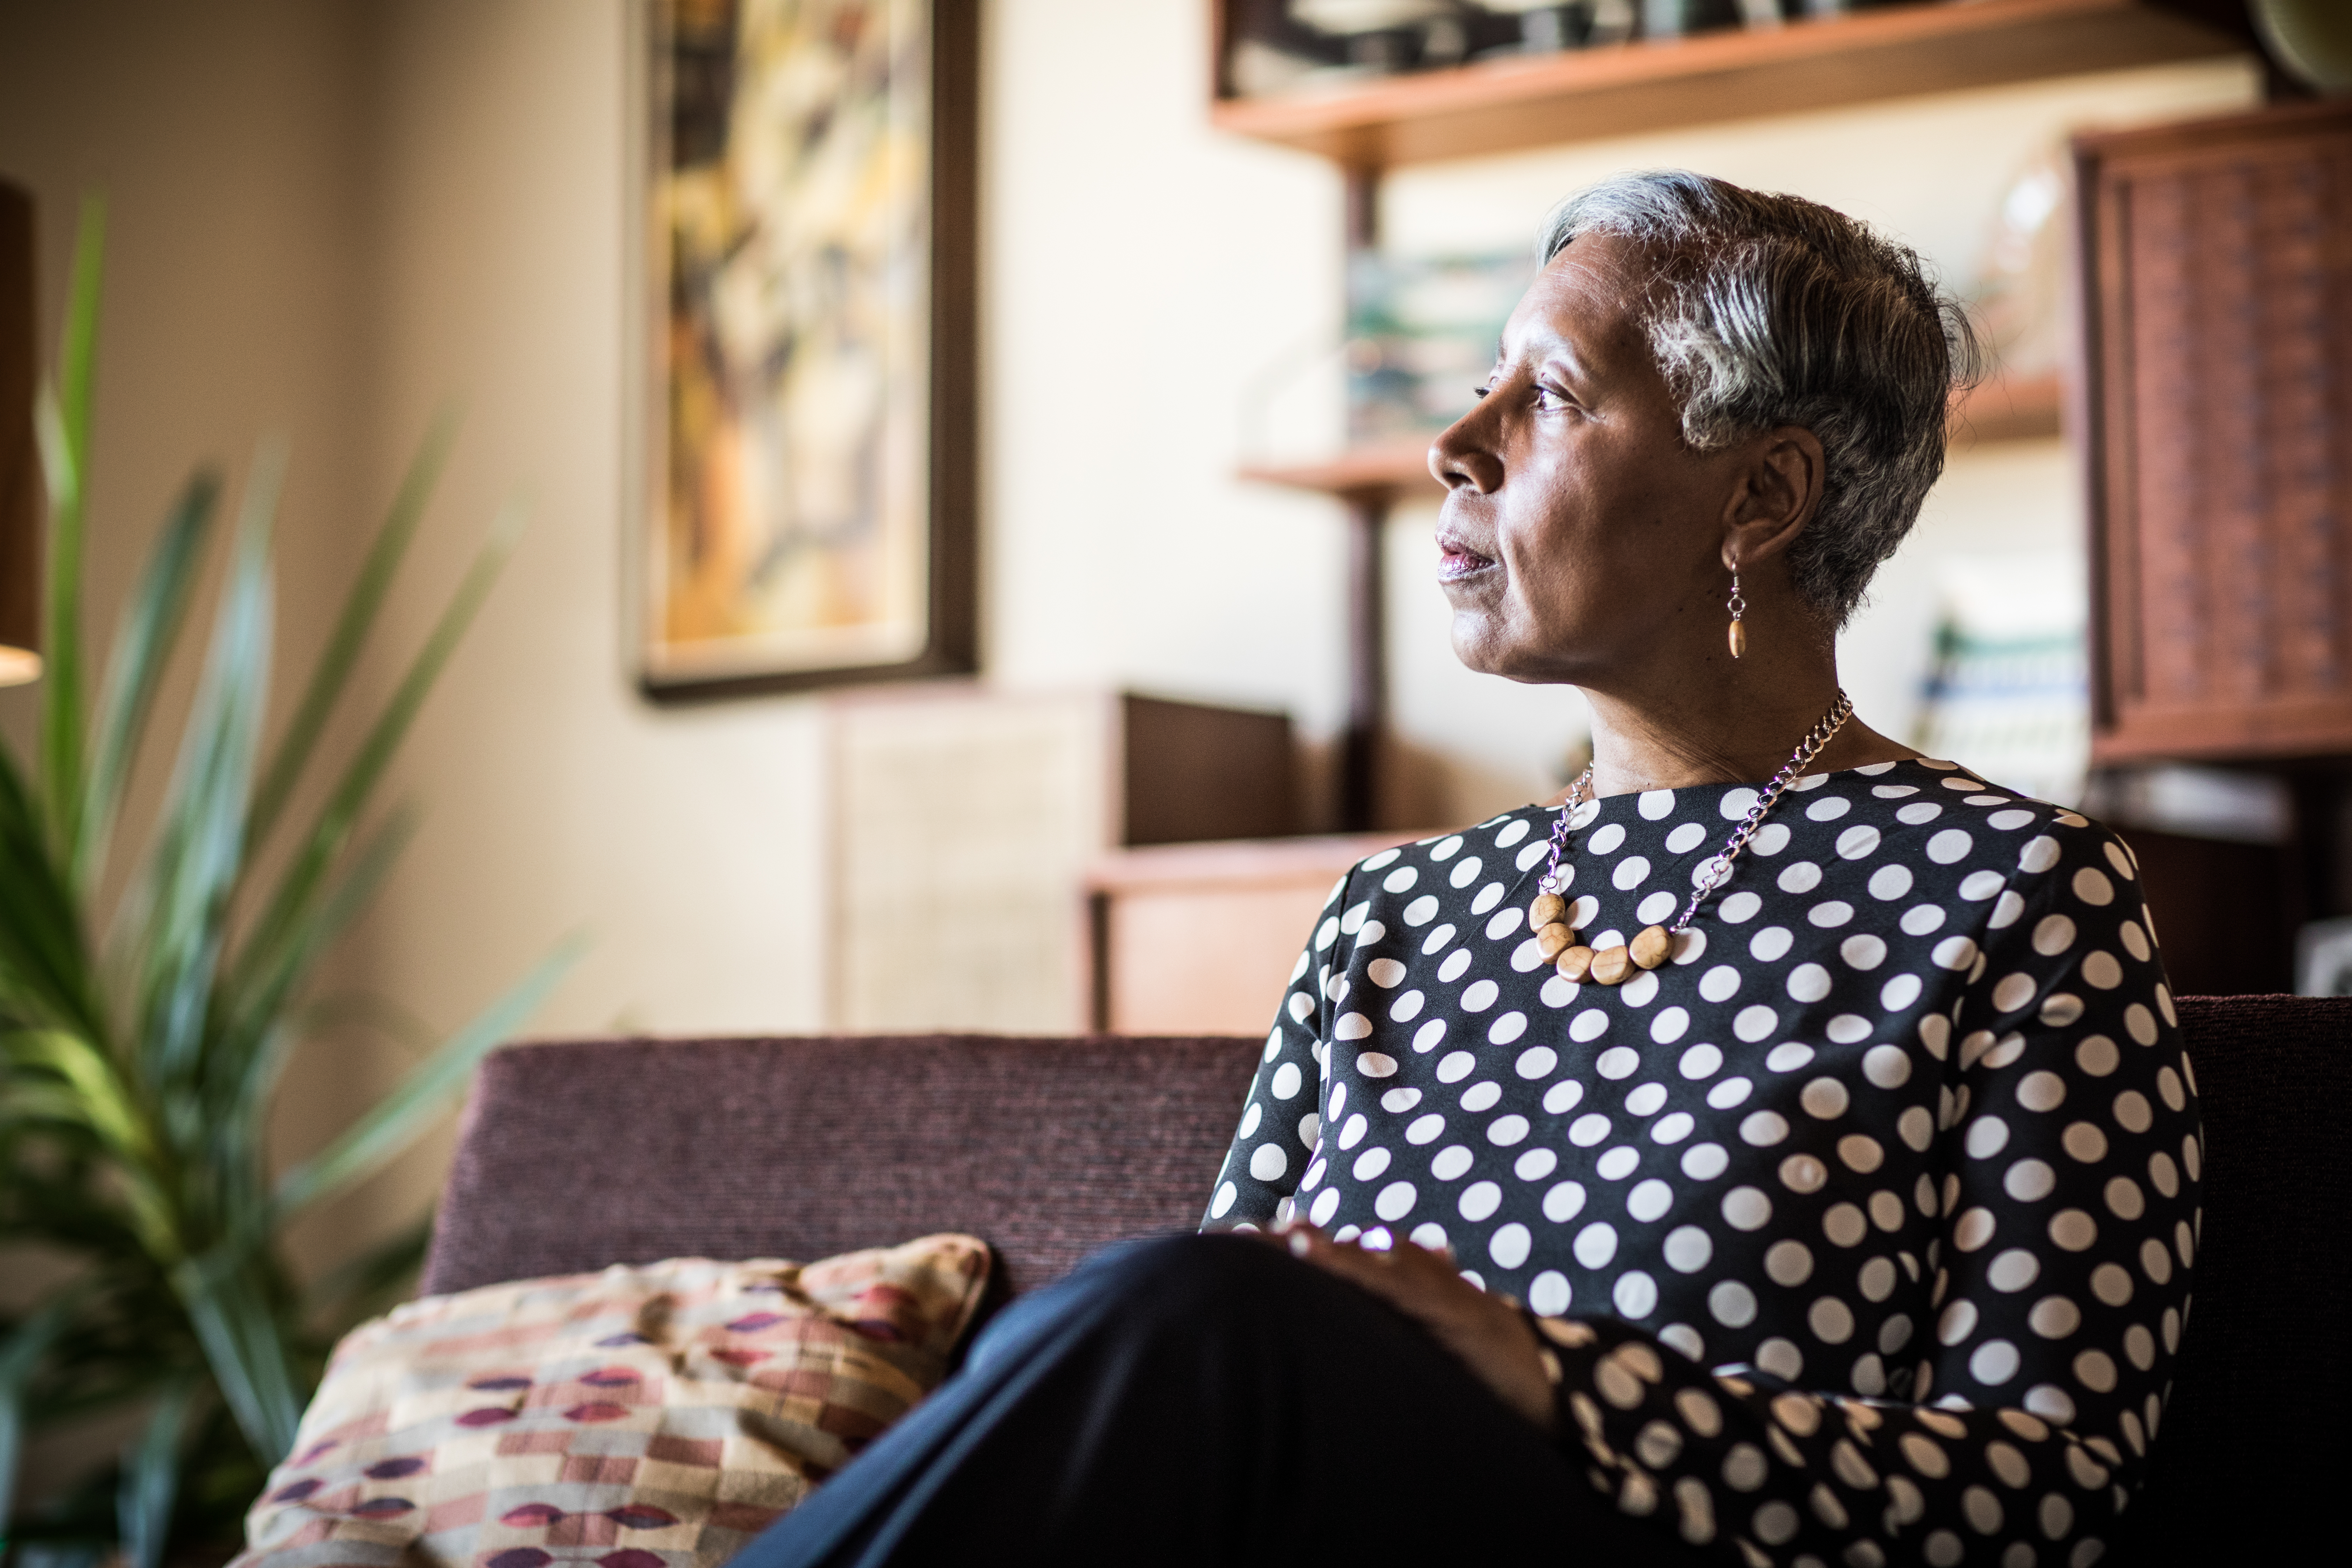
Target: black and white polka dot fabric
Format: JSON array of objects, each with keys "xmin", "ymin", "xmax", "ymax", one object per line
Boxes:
[{"xmin": 1205, "ymin": 759, "xmax": 2199, "ymax": 1568}]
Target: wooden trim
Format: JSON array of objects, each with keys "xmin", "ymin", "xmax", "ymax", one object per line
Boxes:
[
  {"xmin": 1210, "ymin": 0, "xmax": 2247, "ymax": 170},
  {"xmin": 2093, "ymin": 700, "xmax": 2352, "ymax": 764},
  {"xmin": 2072, "ymin": 134, "xmax": 2120, "ymax": 734},
  {"xmin": 2070, "ymin": 94, "xmax": 2352, "ymax": 164}
]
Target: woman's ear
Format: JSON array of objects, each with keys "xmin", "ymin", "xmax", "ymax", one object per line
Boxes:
[{"xmin": 1720, "ymin": 424, "xmax": 1825, "ymax": 571}]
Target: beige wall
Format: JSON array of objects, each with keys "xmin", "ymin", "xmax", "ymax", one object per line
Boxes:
[
  {"xmin": 0, "ymin": 2, "xmax": 2262, "ymax": 1263},
  {"xmin": 0, "ymin": 0, "xmax": 369, "ymax": 800}
]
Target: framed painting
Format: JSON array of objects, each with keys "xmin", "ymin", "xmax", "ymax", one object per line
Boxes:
[{"xmin": 635, "ymin": 0, "xmax": 976, "ymax": 698}]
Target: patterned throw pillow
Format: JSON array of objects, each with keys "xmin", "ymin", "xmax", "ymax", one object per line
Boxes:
[{"xmin": 233, "ymin": 1234, "xmax": 992, "ymax": 1568}]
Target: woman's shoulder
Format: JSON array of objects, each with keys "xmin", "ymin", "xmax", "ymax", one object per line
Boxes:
[
  {"xmin": 1810, "ymin": 758, "xmax": 2129, "ymax": 870},
  {"xmin": 1332, "ymin": 809, "xmax": 1558, "ymax": 900}
]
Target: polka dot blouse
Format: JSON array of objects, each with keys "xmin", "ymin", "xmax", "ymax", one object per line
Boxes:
[{"xmin": 1205, "ymin": 759, "xmax": 2199, "ymax": 1568}]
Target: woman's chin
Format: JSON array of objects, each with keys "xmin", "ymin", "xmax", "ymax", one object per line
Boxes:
[
  {"xmin": 1448, "ymin": 623, "xmax": 1537, "ymax": 681},
  {"xmin": 1450, "ymin": 621, "xmax": 1594, "ymax": 687}
]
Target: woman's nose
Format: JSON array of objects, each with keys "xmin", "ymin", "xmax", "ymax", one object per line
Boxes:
[{"xmin": 1430, "ymin": 408, "xmax": 1504, "ymax": 495}]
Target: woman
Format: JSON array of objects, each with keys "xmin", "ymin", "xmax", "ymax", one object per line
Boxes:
[{"xmin": 743, "ymin": 172, "xmax": 2194, "ymax": 1567}]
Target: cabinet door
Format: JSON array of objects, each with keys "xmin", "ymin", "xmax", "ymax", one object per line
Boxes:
[{"xmin": 2079, "ymin": 102, "xmax": 2352, "ymax": 762}]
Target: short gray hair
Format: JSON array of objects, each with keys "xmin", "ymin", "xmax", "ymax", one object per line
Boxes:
[{"xmin": 1539, "ymin": 170, "xmax": 1980, "ymax": 628}]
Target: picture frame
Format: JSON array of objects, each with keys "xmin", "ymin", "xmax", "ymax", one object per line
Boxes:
[{"xmin": 631, "ymin": 0, "xmax": 977, "ymax": 699}]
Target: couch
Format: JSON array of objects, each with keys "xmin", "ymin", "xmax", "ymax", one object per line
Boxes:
[{"xmin": 421, "ymin": 999, "xmax": 2347, "ymax": 1565}]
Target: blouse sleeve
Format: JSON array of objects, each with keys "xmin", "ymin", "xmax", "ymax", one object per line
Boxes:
[
  {"xmin": 1530, "ymin": 817, "xmax": 2201, "ymax": 1567},
  {"xmin": 1200, "ymin": 867, "xmax": 1354, "ymax": 1231}
]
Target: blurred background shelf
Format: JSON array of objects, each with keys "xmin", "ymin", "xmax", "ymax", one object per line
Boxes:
[
  {"xmin": 1240, "ymin": 370, "xmax": 2063, "ymax": 499},
  {"xmin": 1213, "ymin": 0, "xmax": 2249, "ymax": 168}
]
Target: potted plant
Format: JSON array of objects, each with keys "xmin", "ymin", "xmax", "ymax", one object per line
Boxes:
[{"xmin": 0, "ymin": 201, "xmax": 579, "ymax": 1568}]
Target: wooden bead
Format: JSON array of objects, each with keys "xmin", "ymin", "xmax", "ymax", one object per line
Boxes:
[
  {"xmin": 1530, "ymin": 892, "xmax": 1567, "ymax": 927},
  {"xmin": 1630, "ymin": 924, "xmax": 1674, "ymax": 971},
  {"xmin": 1535, "ymin": 921, "xmax": 1575, "ymax": 960},
  {"xmin": 1729, "ymin": 618, "xmax": 1747, "ymax": 659},
  {"xmin": 1554, "ymin": 945, "xmax": 1595, "ymax": 983},
  {"xmin": 1588, "ymin": 945, "xmax": 1633, "ymax": 986}
]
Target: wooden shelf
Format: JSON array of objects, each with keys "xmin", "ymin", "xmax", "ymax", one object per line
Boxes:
[
  {"xmin": 1212, "ymin": 0, "xmax": 2247, "ymax": 168},
  {"xmin": 1240, "ymin": 436, "xmax": 1443, "ymax": 500},
  {"xmin": 1950, "ymin": 369, "xmax": 2064, "ymax": 446},
  {"xmin": 1242, "ymin": 371, "xmax": 2062, "ymax": 500}
]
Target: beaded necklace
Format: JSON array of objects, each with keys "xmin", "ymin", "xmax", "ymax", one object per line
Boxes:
[{"xmin": 1530, "ymin": 691, "xmax": 1855, "ymax": 988}]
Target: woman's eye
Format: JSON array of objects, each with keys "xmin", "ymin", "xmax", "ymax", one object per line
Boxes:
[
  {"xmin": 1534, "ymin": 382, "xmax": 1573, "ymax": 412},
  {"xmin": 1472, "ymin": 383, "xmax": 1492, "ymax": 400}
]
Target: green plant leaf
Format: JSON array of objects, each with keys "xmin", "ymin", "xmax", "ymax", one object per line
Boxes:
[
  {"xmin": 271, "ymin": 933, "xmax": 584, "ymax": 1219},
  {"xmin": 36, "ymin": 196, "xmax": 107, "ymax": 862},
  {"xmin": 172, "ymin": 1251, "xmax": 299, "ymax": 1464},
  {"xmin": 125, "ymin": 443, "xmax": 280, "ymax": 1095},
  {"xmin": 245, "ymin": 409, "xmax": 458, "ymax": 852},
  {"xmin": 115, "ymin": 1376, "xmax": 196, "ymax": 1568},
  {"xmin": 231, "ymin": 504, "xmax": 520, "ymax": 1024},
  {"xmin": 2, "ymin": 1030, "xmax": 174, "ymax": 1260},
  {"xmin": 0, "ymin": 1291, "xmax": 86, "ymax": 1541},
  {"xmin": 212, "ymin": 808, "xmax": 420, "ymax": 1189},
  {"xmin": 76, "ymin": 472, "xmax": 222, "ymax": 896},
  {"xmin": 0, "ymin": 741, "xmax": 103, "ymax": 1041}
]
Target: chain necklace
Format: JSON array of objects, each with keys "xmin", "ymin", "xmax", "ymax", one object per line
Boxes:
[{"xmin": 1529, "ymin": 691, "xmax": 1855, "ymax": 988}]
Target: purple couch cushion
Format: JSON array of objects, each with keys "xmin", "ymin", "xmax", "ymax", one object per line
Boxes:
[{"xmin": 420, "ymin": 1034, "xmax": 1261, "ymax": 1301}]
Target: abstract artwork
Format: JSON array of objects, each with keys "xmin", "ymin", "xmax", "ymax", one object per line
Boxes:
[{"xmin": 640, "ymin": 0, "xmax": 974, "ymax": 695}]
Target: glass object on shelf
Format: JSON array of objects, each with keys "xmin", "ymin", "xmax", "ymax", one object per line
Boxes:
[
  {"xmin": 1223, "ymin": 1, "xmax": 1539, "ymax": 93},
  {"xmin": 1639, "ymin": 0, "xmax": 1743, "ymax": 42},
  {"xmin": 1287, "ymin": 0, "xmax": 1470, "ymax": 76},
  {"xmin": 1345, "ymin": 249, "xmax": 1536, "ymax": 447},
  {"xmin": 1972, "ymin": 149, "xmax": 2069, "ymax": 383},
  {"xmin": 1476, "ymin": 2, "xmax": 1583, "ymax": 55},
  {"xmin": 2081, "ymin": 764, "xmax": 2292, "ymax": 846},
  {"xmin": 1292, "ymin": 0, "xmax": 1452, "ymax": 29},
  {"xmin": 2249, "ymin": 0, "xmax": 2352, "ymax": 94},
  {"xmin": 1482, "ymin": 1, "xmax": 1639, "ymax": 54},
  {"xmin": 1913, "ymin": 553, "xmax": 2090, "ymax": 807}
]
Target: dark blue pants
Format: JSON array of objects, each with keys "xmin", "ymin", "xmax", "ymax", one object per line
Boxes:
[{"xmin": 733, "ymin": 1233, "xmax": 1703, "ymax": 1566}]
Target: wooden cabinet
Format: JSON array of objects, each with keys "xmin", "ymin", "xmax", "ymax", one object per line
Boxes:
[
  {"xmin": 826, "ymin": 687, "xmax": 1293, "ymax": 1031},
  {"xmin": 1083, "ymin": 832, "xmax": 1423, "ymax": 1034},
  {"xmin": 2078, "ymin": 102, "xmax": 2352, "ymax": 762}
]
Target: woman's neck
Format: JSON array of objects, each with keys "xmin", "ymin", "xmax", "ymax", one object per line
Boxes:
[{"xmin": 1580, "ymin": 665, "xmax": 1917, "ymax": 798}]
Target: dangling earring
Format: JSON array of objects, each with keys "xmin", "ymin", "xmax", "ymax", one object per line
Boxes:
[{"xmin": 1727, "ymin": 570, "xmax": 1747, "ymax": 659}]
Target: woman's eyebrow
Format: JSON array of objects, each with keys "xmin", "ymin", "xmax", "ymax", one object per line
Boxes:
[{"xmin": 1536, "ymin": 333, "xmax": 1594, "ymax": 387}]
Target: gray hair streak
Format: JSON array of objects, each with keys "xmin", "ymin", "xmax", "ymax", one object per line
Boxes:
[{"xmin": 1538, "ymin": 171, "xmax": 1981, "ymax": 629}]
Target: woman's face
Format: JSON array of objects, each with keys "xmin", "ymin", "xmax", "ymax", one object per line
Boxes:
[{"xmin": 1430, "ymin": 232, "xmax": 1750, "ymax": 687}]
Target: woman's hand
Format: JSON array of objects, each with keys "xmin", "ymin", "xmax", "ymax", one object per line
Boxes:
[{"xmin": 1270, "ymin": 1221, "xmax": 1559, "ymax": 1435}]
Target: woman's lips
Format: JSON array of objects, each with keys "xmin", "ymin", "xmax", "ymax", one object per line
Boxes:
[{"xmin": 1437, "ymin": 532, "xmax": 1496, "ymax": 581}]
